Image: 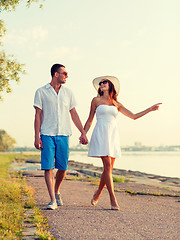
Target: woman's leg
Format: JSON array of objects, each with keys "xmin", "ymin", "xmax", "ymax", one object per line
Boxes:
[
  {"xmin": 92, "ymin": 171, "xmax": 106, "ymax": 201},
  {"xmin": 101, "ymin": 156, "xmax": 118, "ymax": 207},
  {"xmin": 93, "ymin": 157, "xmax": 115, "ymax": 201},
  {"xmin": 92, "ymin": 161, "xmax": 108, "ymax": 201},
  {"xmin": 93, "ymin": 156, "xmax": 118, "ymax": 207}
]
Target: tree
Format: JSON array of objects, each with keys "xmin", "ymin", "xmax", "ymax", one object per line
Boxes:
[
  {"xmin": 0, "ymin": 0, "xmax": 43, "ymax": 100},
  {"xmin": 0, "ymin": 129, "xmax": 16, "ymax": 151},
  {"xmin": 0, "ymin": 51, "xmax": 25, "ymax": 100}
]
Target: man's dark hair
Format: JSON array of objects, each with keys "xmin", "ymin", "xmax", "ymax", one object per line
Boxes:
[{"xmin": 51, "ymin": 64, "xmax": 65, "ymax": 77}]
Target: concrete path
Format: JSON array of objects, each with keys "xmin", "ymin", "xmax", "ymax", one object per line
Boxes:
[{"xmin": 26, "ymin": 175, "xmax": 180, "ymax": 240}]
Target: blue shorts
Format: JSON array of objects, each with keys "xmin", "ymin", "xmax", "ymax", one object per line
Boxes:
[{"xmin": 40, "ymin": 135, "xmax": 69, "ymax": 171}]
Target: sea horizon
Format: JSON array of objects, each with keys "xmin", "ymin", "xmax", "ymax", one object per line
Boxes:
[{"xmin": 2, "ymin": 150, "xmax": 180, "ymax": 179}]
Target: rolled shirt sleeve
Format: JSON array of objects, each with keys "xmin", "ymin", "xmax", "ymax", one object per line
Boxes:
[
  {"xmin": 33, "ymin": 89, "xmax": 42, "ymax": 110},
  {"xmin": 69, "ymin": 91, "xmax": 77, "ymax": 110}
]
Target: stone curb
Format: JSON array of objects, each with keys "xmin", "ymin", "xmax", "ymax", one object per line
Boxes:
[
  {"xmin": 22, "ymin": 196, "xmax": 38, "ymax": 240},
  {"xmin": 22, "ymin": 209, "xmax": 37, "ymax": 239}
]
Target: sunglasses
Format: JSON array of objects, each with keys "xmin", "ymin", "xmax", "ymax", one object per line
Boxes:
[
  {"xmin": 99, "ymin": 80, "xmax": 108, "ymax": 86},
  {"xmin": 57, "ymin": 72, "xmax": 68, "ymax": 76}
]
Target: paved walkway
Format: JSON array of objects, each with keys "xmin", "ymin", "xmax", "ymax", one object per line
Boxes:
[{"xmin": 26, "ymin": 174, "xmax": 180, "ymax": 240}]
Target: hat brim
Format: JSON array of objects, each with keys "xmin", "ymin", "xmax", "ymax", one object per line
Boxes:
[{"xmin": 93, "ymin": 76, "xmax": 120, "ymax": 95}]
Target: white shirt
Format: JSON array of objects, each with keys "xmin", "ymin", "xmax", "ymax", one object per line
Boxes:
[{"xmin": 33, "ymin": 83, "xmax": 77, "ymax": 136}]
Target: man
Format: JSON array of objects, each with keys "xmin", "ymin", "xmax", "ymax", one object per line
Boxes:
[{"xmin": 34, "ymin": 63, "xmax": 88, "ymax": 210}]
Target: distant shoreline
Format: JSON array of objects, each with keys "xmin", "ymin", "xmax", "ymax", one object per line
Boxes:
[
  {"xmin": 11, "ymin": 156, "xmax": 180, "ymax": 192},
  {"xmin": 5, "ymin": 147, "xmax": 180, "ymax": 153}
]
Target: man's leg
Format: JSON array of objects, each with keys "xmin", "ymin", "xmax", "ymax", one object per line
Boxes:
[
  {"xmin": 54, "ymin": 170, "xmax": 66, "ymax": 206},
  {"xmin": 44, "ymin": 169, "xmax": 57, "ymax": 209},
  {"xmin": 54, "ymin": 135, "xmax": 69, "ymax": 193},
  {"xmin": 55, "ymin": 169, "xmax": 66, "ymax": 193},
  {"xmin": 41, "ymin": 135, "xmax": 57, "ymax": 209},
  {"xmin": 44, "ymin": 169, "xmax": 56, "ymax": 202}
]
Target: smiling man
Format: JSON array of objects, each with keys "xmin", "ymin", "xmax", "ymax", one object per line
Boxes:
[{"xmin": 33, "ymin": 63, "xmax": 88, "ymax": 210}]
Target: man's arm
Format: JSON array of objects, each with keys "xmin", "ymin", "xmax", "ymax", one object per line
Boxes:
[
  {"xmin": 70, "ymin": 107, "xmax": 88, "ymax": 145},
  {"xmin": 34, "ymin": 107, "xmax": 43, "ymax": 150}
]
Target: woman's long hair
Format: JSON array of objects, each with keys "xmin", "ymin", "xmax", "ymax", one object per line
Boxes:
[{"xmin": 98, "ymin": 80, "xmax": 117, "ymax": 101}]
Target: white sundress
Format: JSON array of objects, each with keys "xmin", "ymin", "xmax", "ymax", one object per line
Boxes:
[{"xmin": 88, "ymin": 104, "xmax": 121, "ymax": 158}]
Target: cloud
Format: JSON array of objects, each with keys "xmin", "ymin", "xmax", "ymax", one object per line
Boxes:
[
  {"xmin": 136, "ymin": 28, "xmax": 146, "ymax": 37},
  {"xmin": 31, "ymin": 26, "xmax": 48, "ymax": 40},
  {"xmin": 3, "ymin": 26, "xmax": 48, "ymax": 45},
  {"xmin": 36, "ymin": 46, "xmax": 83, "ymax": 61},
  {"xmin": 122, "ymin": 40, "xmax": 134, "ymax": 47}
]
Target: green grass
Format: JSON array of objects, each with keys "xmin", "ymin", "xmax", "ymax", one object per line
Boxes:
[
  {"xmin": 0, "ymin": 179, "xmax": 24, "ymax": 239},
  {"xmin": 89, "ymin": 175, "xmax": 130, "ymax": 187},
  {"xmin": 0, "ymin": 153, "xmax": 54, "ymax": 240},
  {"xmin": 65, "ymin": 175, "xmax": 95, "ymax": 182},
  {"xmin": 113, "ymin": 175, "xmax": 130, "ymax": 183},
  {"xmin": 0, "ymin": 153, "xmax": 17, "ymax": 178},
  {"xmin": 66, "ymin": 174, "xmax": 130, "ymax": 184},
  {"xmin": 125, "ymin": 190, "xmax": 180, "ymax": 197}
]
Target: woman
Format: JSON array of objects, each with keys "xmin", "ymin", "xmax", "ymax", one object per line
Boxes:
[{"xmin": 83, "ymin": 76, "xmax": 161, "ymax": 210}]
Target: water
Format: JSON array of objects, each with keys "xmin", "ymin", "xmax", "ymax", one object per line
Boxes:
[
  {"xmin": 10, "ymin": 151, "xmax": 180, "ymax": 179},
  {"xmin": 69, "ymin": 151, "xmax": 180, "ymax": 178},
  {"xmin": 11, "ymin": 162, "xmax": 41, "ymax": 171}
]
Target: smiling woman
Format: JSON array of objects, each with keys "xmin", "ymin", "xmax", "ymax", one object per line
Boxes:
[{"xmin": 83, "ymin": 75, "xmax": 161, "ymax": 210}]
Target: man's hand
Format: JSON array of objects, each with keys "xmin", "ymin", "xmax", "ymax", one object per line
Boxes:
[
  {"xmin": 34, "ymin": 136, "xmax": 43, "ymax": 150},
  {"xmin": 79, "ymin": 133, "xmax": 88, "ymax": 145}
]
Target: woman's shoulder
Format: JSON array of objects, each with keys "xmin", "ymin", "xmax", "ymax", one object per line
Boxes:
[
  {"xmin": 113, "ymin": 100, "xmax": 123, "ymax": 109},
  {"xmin": 91, "ymin": 96, "xmax": 101, "ymax": 104},
  {"xmin": 90, "ymin": 97, "xmax": 101, "ymax": 109}
]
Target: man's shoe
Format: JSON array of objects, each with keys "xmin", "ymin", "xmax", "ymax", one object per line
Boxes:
[
  {"xmin": 55, "ymin": 193, "xmax": 63, "ymax": 206},
  {"xmin": 46, "ymin": 201, "xmax": 57, "ymax": 210}
]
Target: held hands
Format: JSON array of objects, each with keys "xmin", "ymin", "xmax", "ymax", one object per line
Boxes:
[
  {"xmin": 79, "ymin": 133, "xmax": 88, "ymax": 145},
  {"xmin": 149, "ymin": 103, "xmax": 162, "ymax": 112}
]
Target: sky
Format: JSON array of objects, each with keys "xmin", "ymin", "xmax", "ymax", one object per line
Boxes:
[{"xmin": 0, "ymin": 0, "xmax": 180, "ymax": 148}]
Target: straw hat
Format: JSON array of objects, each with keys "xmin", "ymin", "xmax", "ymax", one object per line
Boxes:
[{"xmin": 92, "ymin": 76, "xmax": 120, "ymax": 95}]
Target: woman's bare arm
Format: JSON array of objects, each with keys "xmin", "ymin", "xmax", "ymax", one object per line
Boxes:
[
  {"xmin": 84, "ymin": 98, "xmax": 98, "ymax": 133},
  {"xmin": 118, "ymin": 103, "xmax": 162, "ymax": 120}
]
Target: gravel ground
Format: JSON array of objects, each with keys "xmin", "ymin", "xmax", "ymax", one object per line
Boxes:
[{"xmin": 26, "ymin": 173, "xmax": 180, "ymax": 240}]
